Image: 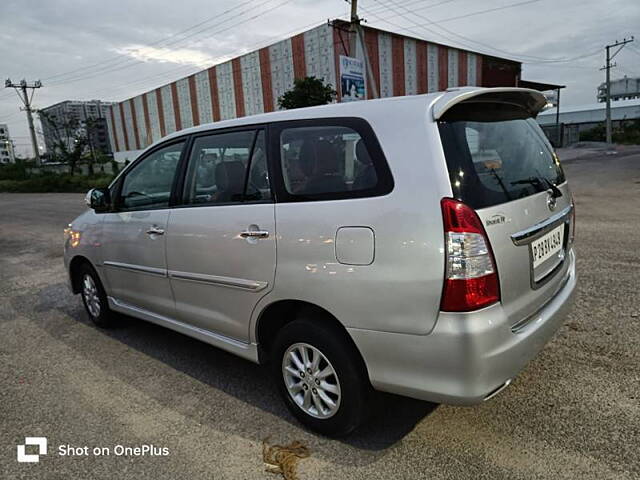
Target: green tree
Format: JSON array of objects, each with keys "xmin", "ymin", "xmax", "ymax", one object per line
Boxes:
[
  {"xmin": 39, "ymin": 110, "xmax": 87, "ymax": 175},
  {"xmin": 278, "ymin": 76, "xmax": 336, "ymax": 110}
]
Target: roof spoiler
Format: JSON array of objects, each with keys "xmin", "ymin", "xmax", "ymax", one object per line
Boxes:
[{"xmin": 432, "ymin": 87, "xmax": 548, "ymax": 120}]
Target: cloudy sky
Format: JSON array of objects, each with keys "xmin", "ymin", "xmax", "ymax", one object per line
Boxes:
[{"xmin": 1, "ymin": 0, "xmax": 638, "ymax": 156}]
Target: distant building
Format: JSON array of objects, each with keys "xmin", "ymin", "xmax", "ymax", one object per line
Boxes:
[
  {"xmin": 597, "ymin": 76, "xmax": 640, "ymax": 102},
  {"xmin": 106, "ymin": 19, "xmax": 560, "ymax": 160},
  {"xmin": 0, "ymin": 123, "xmax": 16, "ymax": 164},
  {"xmin": 39, "ymin": 100, "xmax": 114, "ymax": 158},
  {"xmin": 537, "ymin": 98, "xmax": 640, "ymax": 146}
]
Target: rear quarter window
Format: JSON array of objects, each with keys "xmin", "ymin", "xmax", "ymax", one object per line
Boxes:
[{"xmin": 270, "ymin": 118, "xmax": 393, "ymax": 202}]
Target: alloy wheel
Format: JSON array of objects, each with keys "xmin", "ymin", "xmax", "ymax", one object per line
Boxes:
[{"xmin": 282, "ymin": 342, "xmax": 341, "ymax": 419}]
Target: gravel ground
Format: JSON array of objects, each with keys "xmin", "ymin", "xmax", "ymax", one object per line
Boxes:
[{"xmin": 1, "ymin": 152, "xmax": 639, "ymax": 479}]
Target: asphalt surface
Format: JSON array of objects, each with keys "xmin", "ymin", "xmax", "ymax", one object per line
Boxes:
[{"xmin": 1, "ymin": 151, "xmax": 639, "ymax": 479}]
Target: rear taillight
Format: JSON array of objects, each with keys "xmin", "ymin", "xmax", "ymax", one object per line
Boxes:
[{"xmin": 440, "ymin": 198, "xmax": 500, "ymax": 312}]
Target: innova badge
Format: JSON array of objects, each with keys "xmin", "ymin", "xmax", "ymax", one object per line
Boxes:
[{"xmin": 485, "ymin": 213, "xmax": 507, "ymax": 227}]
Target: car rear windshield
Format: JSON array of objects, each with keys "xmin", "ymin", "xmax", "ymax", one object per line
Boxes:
[{"xmin": 438, "ymin": 112, "xmax": 565, "ymax": 209}]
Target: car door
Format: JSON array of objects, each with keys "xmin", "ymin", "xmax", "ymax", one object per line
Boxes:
[
  {"xmin": 166, "ymin": 128, "xmax": 276, "ymax": 342},
  {"xmin": 101, "ymin": 139, "xmax": 186, "ymax": 318}
]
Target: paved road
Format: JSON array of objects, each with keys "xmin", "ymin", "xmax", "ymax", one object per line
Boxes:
[{"xmin": 1, "ymin": 153, "xmax": 639, "ymax": 479}]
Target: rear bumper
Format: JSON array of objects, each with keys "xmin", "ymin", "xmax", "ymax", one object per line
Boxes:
[{"xmin": 348, "ymin": 249, "xmax": 576, "ymax": 405}]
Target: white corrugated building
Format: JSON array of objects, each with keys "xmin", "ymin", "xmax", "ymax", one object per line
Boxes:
[
  {"xmin": 538, "ymin": 98, "xmax": 640, "ymax": 145},
  {"xmin": 107, "ymin": 20, "xmax": 554, "ymax": 161}
]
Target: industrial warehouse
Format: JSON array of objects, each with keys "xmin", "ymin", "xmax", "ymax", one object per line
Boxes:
[{"xmin": 105, "ymin": 19, "xmax": 556, "ymax": 159}]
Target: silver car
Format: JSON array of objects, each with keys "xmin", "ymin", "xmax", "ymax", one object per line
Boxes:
[{"xmin": 64, "ymin": 87, "xmax": 576, "ymax": 436}]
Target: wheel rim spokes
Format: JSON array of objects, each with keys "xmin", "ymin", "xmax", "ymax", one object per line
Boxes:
[
  {"xmin": 82, "ymin": 274, "xmax": 101, "ymax": 318},
  {"xmin": 282, "ymin": 342, "xmax": 341, "ymax": 419}
]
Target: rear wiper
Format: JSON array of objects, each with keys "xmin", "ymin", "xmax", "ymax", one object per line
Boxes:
[
  {"xmin": 541, "ymin": 177, "xmax": 563, "ymax": 198},
  {"xmin": 511, "ymin": 177, "xmax": 563, "ymax": 198},
  {"xmin": 535, "ymin": 168, "xmax": 563, "ymax": 198}
]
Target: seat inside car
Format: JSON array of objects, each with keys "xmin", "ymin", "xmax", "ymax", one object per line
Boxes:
[
  {"xmin": 214, "ymin": 161, "xmax": 245, "ymax": 202},
  {"xmin": 301, "ymin": 140, "xmax": 346, "ymax": 194},
  {"xmin": 353, "ymin": 139, "xmax": 376, "ymax": 190}
]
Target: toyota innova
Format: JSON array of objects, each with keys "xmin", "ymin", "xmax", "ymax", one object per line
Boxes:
[{"xmin": 64, "ymin": 87, "xmax": 576, "ymax": 436}]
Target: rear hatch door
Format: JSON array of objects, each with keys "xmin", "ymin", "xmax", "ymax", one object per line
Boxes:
[{"xmin": 437, "ymin": 90, "xmax": 573, "ymax": 325}]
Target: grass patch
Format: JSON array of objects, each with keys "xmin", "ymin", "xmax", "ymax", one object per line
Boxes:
[{"xmin": 0, "ymin": 174, "xmax": 114, "ymax": 193}]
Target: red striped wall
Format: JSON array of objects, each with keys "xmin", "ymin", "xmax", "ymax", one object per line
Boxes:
[
  {"xmin": 119, "ymin": 103, "xmax": 130, "ymax": 151},
  {"xmin": 232, "ymin": 58, "xmax": 245, "ymax": 118},
  {"xmin": 438, "ymin": 46, "xmax": 448, "ymax": 91},
  {"xmin": 291, "ymin": 33, "xmax": 306, "ymax": 80},
  {"xmin": 392, "ymin": 35, "xmax": 405, "ymax": 96},
  {"xmin": 142, "ymin": 93, "xmax": 152, "ymax": 146},
  {"xmin": 417, "ymin": 41, "xmax": 428, "ymax": 94},
  {"xmin": 156, "ymin": 87, "xmax": 166, "ymax": 138},
  {"xmin": 332, "ymin": 27, "xmax": 348, "ymax": 102},
  {"xmin": 188, "ymin": 75, "xmax": 200, "ymax": 126},
  {"xmin": 129, "ymin": 99, "xmax": 140, "ymax": 150},
  {"xmin": 109, "ymin": 107, "xmax": 120, "ymax": 152},
  {"xmin": 364, "ymin": 28, "xmax": 380, "ymax": 100},
  {"xmin": 171, "ymin": 82, "xmax": 182, "ymax": 131},
  {"xmin": 110, "ymin": 24, "xmax": 525, "ymax": 153},
  {"xmin": 208, "ymin": 66, "xmax": 221, "ymax": 122},
  {"xmin": 259, "ymin": 47, "xmax": 274, "ymax": 112},
  {"xmin": 458, "ymin": 50, "xmax": 467, "ymax": 86}
]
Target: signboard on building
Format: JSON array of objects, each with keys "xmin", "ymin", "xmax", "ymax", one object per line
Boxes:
[{"xmin": 339, "ymin": 56, "xmax": 366, "ymax": 102}]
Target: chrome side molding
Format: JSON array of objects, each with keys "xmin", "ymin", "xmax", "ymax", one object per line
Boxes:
[
  {"xmin": 103, "ymin": 261, "xmax": 166, "ymax": 277},
  {"xmin": 168, "ymin": 270, "xmax": 268, "ymax": 291}
]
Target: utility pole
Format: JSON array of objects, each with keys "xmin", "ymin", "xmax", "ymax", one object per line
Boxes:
[
  {"xmin": 5, "ymin": 78, "xmax": 43, "ymax": 165},
  {"xmin": 349, "ymin": 0, "xmax": 358, "ymax": 57},
  {"xmin": 601, "ymin": 37, "xmax": 634, "ymax": 147},
  {"xmin": 346, "ymin": 0, "xmax": 379, "ymax": 98}
]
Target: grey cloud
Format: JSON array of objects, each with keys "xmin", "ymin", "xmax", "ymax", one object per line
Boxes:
[{"xmin": 0, "ymin": 0, "xmax": 637, "ymax": 155}]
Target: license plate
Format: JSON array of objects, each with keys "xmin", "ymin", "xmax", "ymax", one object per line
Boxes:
[{"xmin": 531, "ymin": 224, "xmax": 565, "ymax": 268}]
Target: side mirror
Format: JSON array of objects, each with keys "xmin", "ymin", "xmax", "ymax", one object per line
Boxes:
[{"xmin": 85, "ymin": 187, "xmax": 111, "ymax": 213}]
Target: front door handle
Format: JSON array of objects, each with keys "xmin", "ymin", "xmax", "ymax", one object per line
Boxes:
[
  {"xmin": 240, "ymin": 230, "xmax": 269, "ymax": 239},
  {"xmin": 146, "ymin": 226, "xmax": 165, "ymax": 236}
]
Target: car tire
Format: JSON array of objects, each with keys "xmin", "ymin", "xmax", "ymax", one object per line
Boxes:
[
  {"xmin": 79, "ymin": 264, "xmax": 114, "ymax": 328},
  {"xmin": 271, "ymin": 317, "xmax": 371, "ymax": 437}
]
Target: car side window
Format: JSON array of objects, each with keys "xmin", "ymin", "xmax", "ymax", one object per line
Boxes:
[
  {"xmin": 119, "ymin": 141, "xmax": 184, "ymax": 210},
  {"xmin": 183, "ymin": 129, "xmax": 271, "ymax": 205},
  {"xmin": 279, "ymin": 125, "xmax": 378, "ymax": 197}
]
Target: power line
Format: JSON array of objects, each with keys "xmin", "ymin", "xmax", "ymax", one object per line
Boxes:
[
  {"xmin": 78, "ymin": 16, "xmax": 345, "ymax": 102},
  {"xmin": 364, "ymin": 0, "xmax": 457, "ymax": 16},
  {"xmin": 46, "ymin": 0, "xmax": 295, "ymax": 87},
  {"xmin": 362, "ymin": 0, "xmax": 532, "ymax": 59},
  {"xmin": 43, "ymin": 0, "xmax": 259, "ymax": 82},
  {"xmin": 364, "ymin": 0, "xmax": 602, "ymax": 65}
]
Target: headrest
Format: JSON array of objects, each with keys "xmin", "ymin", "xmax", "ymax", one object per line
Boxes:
[
  {"xmin": 315, "ymin": 141, "xmax": 340, "ymax": 175},
  {"xmin": 297, "ymin": 141, "xmax": 317, "ymax": 176},
  {"xmin": 355, "ymin": 139, "xmax": 372, "ymax": 166}
]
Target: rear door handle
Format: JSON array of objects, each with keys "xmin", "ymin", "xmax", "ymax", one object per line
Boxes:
[
  {"xmin": 146, "ymin": 226, "xmax": 165, "ymax": 236},
  {"xmin": 240, "ymin": 230, "xmax": 269, "ymax": 239}
]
